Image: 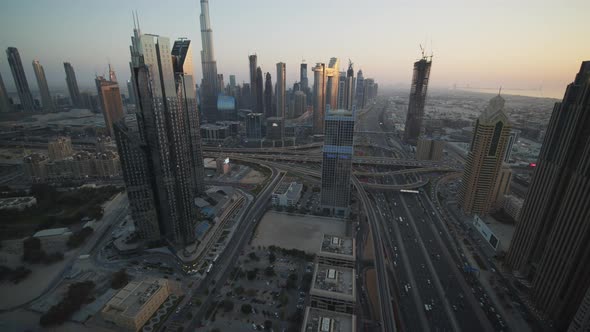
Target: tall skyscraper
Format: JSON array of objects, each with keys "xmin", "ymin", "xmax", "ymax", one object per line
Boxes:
[
  {"xmin": 199, "ymin": 0, "xmax": 220, "ymax": 122},
  {"xmin": 300, "ymin": 62, "xmax": 308, "ymax": 92},
  {"xmin": 276, "ymin": 62, "xmax": 286, "ymax": 119},
  {"xmin": 6, "ymin": 47, "xmax": 35, "ymax": 111},
  {"xmin": 264, "ymin": 72, "xmax": 273, "ymax": 118},
  {"xmin": 312, "ymin": 63, "xmax": 327, "ymax": 134},
  {"xmin": 229, "ymin": 75, "xmax": 236, "ymax": 89},
  {"xmin": 64, "ymin": 62, "xmax": 82, "ymax": 108},
  {"xmin": 320, "ymin": 108, "xmax": 355, "ymax": 217},
  {"xmin": 337, "ymin": 72, "xmax": 346, "ymax": 109},
  {"xmin": 32, "ymin": 60, "xmax": 54, "ymax": 111},
  {"xmin": 293, "ymin": 91, "xmax": 306, "ymax": 118},
  {"xmin": 255, "ymin": 67, "xmax": 264, "ymax": 114},
  {"xmin": 354, "ymin": 69, "xmax": 364, "ymax": 110},
  {"xmin": 506, "ymin": 62, "xmax": 590, "ymax": 330},
  {"xmin": 403, "ymin": 55, "xmax": 432, "ymax": 144},
  {"xmin": 458, "ymin": 94, "xmax": 512, "ymax": 215},
  {"xmin": 326, "ymin": 57, "xmax": 340, "ymax": 110},
  {"xmin": 0, "ymin": 72, "xmax": 11, "ymax": 112},
  {"xmin": 249, "ymin": 54, "xmax": 257, "ymax": 106},
  {"xmin": 343, "ymin": 61, "xmax": 355, "ymax": 111},
  {"xmin": 95, "ymin": 65, "xmax": 124, "ymax": 137},
  {"xmin": 117, "ymin": 31, "xmax": 204, "ymax": 247}
]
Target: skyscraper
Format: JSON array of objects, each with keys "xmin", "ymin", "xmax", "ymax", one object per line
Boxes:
[
  {"xmin": 276, "ymin": 62, "xmax": 286, "ymax": 119},
  {"xmin": 312, "ymin": 63, "xmax": 327, "ymax": 134},
  {"xmin": 199, "ymin": 0, "xmax": 219, "ymax": 122},
  {"xmin": 64, "ymin": 62, "xmax": 82, "ymax": 108},
  {"xmin": 0, "ymin": 72, "xmax": 11, "ymax": 113},
  {"xmin": 300, "ymin": 62, "xmax": 308, "ymax": 92},
  {"xmin": 326, "ymin": 57, "xmax": 340, "ymax": 110},
  {"xmin": 264, "ymin": 72, "xmax": 273, "ymax": 118},
  {"xmin": 255, "ymin": 67, "xmax": 264, "ymax": 114},
  {"xmin": 458, "ymin": 94, "xmax": 512, "ymax": 215},
  {"xmin": 343, "ymin": 61, "xmax": 355, "ymax": 111},
  {"xmin": 337, "ymin": 72, "xmax": 346, "ymax": 109},
  {"xmin": 32, "ymin": 60, "xmax": 54, "ymax": 111},
  {"xmin": 95, "ymin": 65, "xmax": 124, "ymax": 137},
  {"xmin": 354, "ymin": 69, "xmax": 364, "ymax": 110},
  {"xmin": 6, "ymin": 47, "xmax": 35, "ymax": 111},
  {"xmin": 249, "ymin": 54, "xmax": 257, "ymax": 106},
  {"xmin": 403, "ymin": 55, "xmax": 432, "ymax": 144},
  {"xmin": 293, "ymin": 91, "xmax": 306, "ymax": 118},
  {"xmin": 506, "ymin": 62, "xmax": 590, "ymax": 330},
  {"xmin": 320, "ymin": 108, "xmax": 355, "ymax": 217},
  {"xmin": 117, "ymin": 32, "xmax": 204, "ymax": 247}
]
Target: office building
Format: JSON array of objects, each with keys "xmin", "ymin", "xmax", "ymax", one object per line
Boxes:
[
  {"xmin": 229, "ymin": 75, "xmax": 236, "ymax": 89},
  {"xmin": 199, "ymin": 0, "xmax": 220, "ymax": 122},
  {"xmin": 264, "ymin": 72, "xmax": 273, "ymax": 118},
  {"xmin": 63, "ymin": 62, "xmax": 82, "ymax": 108},
  {"xmin": 506, "ymin": 62, "xmax": 590, "ymax": 330},
  {"xmin": 271, "ymin": 180, "xmax": 303, "ymax": 207},
  {"xmin": 416, "ymin": 138, "xmax": 444, "ymax": 161},
  {"xmin": 504, "ymin": 130, "xmax": 519, "ymax": 163},
  {"xmin": 6, "ymin": 47, "xmax": 35, "ymax": 111},
  {"xmin": 403, "ymin": 55, "xmax": 432, "ymax": 144},
  {"xmin": 48, "ymin": 136, "xmax": 74, "ymax": 160},
  {"xmin": 32, "ymin": 60, "xmax": 54, "ymax": 111},
  {"xmin": 310, "ymin": 263, "xmax": 356, "ymax": 314},
  {"xmin": 245, "ymin": 112, "xmax": 263, "ymax": 139},
  {"xmin": 459, "ymin": 94, "xmax": 512, "ymax": 215},
  {"xmin": 342, "ymin": 61, "xmax": 355, "ymax": 111},
  {"xmin": 95, "ymin": 65, "xmax": 124, "ymax": 136},
  {"xmin": 293, "ymin": 91, "xmax": 306, "ymax": 118},
  {"xmin": 255, "ymin": 67, "xmax": 264, "ymax": 114},
  {"xmin": 337, "ymin": 72, "xmax": 346, "ymax": 109},
  {"xmin": 276, "ymin": 62, "xmax": 286, "ymax": 119},
  {"xmin": 300, "ymin": 62, "xmax": 308, "ymax": 92},
  {"xmin": 326, "ymin": 58, "xmax": 340, "ymax": 111},
  {"xmin": 320, "ymin": 109, "xmax": 355, "ymax": 217},
  {"xmin": 102, "ymin": 278, "xmax": 170, "ymax": 332},
  {"xmin": 312, "ymin": 63, "xmax": 327, "ymax": 134},
  {"xmin": 0, "ymin": 72, "xmax": 11, "ymax": 112},
  {"xmin": 354, "ymin": 69, "xmax": 364, "ymax": 110},
  {"xmin": 301, "ymin": 307, "xmax": 356, "ymax": 332},
  {"xmin": 249, "ymin": 54, "xmax": 257, "ymax": 106},
  {"xmin": 318, "ymin": 234, "xmax": 356, "ymax": 268},
  {"xmin": 266, "ymin": 117, "xmax": 284, "ymax": 140}
]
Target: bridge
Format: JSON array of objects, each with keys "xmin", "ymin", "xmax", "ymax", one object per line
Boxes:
[{"xmin": 353, "ymin": 167, "xmax": 459, "ymax": 176}]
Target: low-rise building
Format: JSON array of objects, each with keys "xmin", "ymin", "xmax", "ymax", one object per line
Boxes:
[
  {"xmin": 310, "ymin": 264, "xmax": 356, "ymax": 314},
  {"xmin": 0, "ymin": 196, "xmax": 37, "ymax": 211},
  {"xmin": 200, "ymin": 123, "xmax": 230, "ymax": 143},
  {"xmin": 48, "ymin": 136, "xmax": 74, "ymax": 160},
  {"xmin": 301, "ymin": 306, "xmax": 356, "ymax": 332},
  {"xmin": 102, "ymin": 278, "xmax": 170, "ymax": 331},
  {"xmin": 33, "ymin": 227, "xmax": 72, "ymax": 253},
  {"xmin": 416, "ymin": 138, "xmax": 445, "ymax": 161},
  {"xmin": 318, "ymin": 234, "xmax": 355, "ymax": 268},
  {"xmin": 271, "ymin": 181, "xmax": 303, "ymax": 207}
]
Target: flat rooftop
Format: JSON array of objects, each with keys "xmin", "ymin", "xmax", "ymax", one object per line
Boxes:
[
  {"xmin": 33, "ymin": 227, "xmax": 71, "ymax": 238},
  {"xmin": 320, "ymin": 234, "xmax": 354, "ymax": 258},
  {"xmin": 302, "ymin": 306, "xmax": 356, "ymax": 332},
  {"xmin": 103, "ymin": 278, "xmax": 167, "ymax": 318},
  {"xmin": 311, "ymin": 264, "xmax": 356, "ymax": 301}
]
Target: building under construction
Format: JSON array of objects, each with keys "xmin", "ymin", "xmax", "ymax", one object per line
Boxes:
[{"xmin": 403, "ymin": 52, "xmax": 432, "ymax": 144}]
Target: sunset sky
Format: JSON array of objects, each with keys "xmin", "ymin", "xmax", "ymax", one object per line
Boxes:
[{"xmin": 0, "ymin": 0, "xmax": 588, "ymax": 98}]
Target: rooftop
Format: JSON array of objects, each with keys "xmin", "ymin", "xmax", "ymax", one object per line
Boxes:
[
  {"xmin": 302, "ymin": 306, "xmax": 356, "ymax": 332},
  {"xmin": 103, "ymin": 278, "xmax": 167, "ymax": 318},
  {"xmin": 320, "ymin": 234, "xmax": 354, "ymax": 258},
  {"xmin": 311, "ymin": 264, "xmax": 356, "ymax": 301},
  {"xmin": 33, "ymin": 227, "xmax": 71, "ymax": 238}
]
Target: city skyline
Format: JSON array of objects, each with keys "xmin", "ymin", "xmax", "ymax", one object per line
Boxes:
[{"xmin": 0, "ymin": 0, "xmax": 588, "ymax": 98}]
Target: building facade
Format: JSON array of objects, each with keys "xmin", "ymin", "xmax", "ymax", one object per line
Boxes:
[
  {"xmin": 416, "ymin": 138, "xmax": 445, "ymax": 161},
  {"xmin": 48, "ymin": 136, "xmax": 74, "ymax": 160},
  {"xmin": 293, "ymin": 91, "xmax": 306, "ymax": 118},
  {"xmin": 505, "ymin": 62, "xmax": 590, "ymax": 330},
  {"xmin": 320, "ymin": 109, "xmax": 355, "ymax": 217},
  {"xmin": 403, "ymin": 56, "xmax": 432, "ymax": 144},
  {"xmin": 245, "ymin": 112, "xmax": 263, "ymax": 139},
  {"xmin": 0, "ymin": 72, "xmax": 11, "ymax": 112},
  {"xmin": 6, "ymin": 47, "xmax": 35, "ymax": 111},
  {"xmin": 459, "ymin": 95, "xmax": 512, "ymax": 215},
  {"xmin": 313, "ymin": 63, "xmax": 327, "ymax": 134},
  {"xmin": 276, "ymin": 62, "xmax": 286, "ymax": 119},
  {"xmin": 32, "ymin": 60, "xmax": 54, "ymax": 111},
  {"xmin": 64, "ymin": 62, "xmax": 82, "ymax": 108},
  {"xmin": 198, "ymin": 0, "xmax": 220, "ymax": 122},
  {"xmin": 326, "ymin": 58, "xmax": 340, "ymax": 111},
  {"xmin": 96, "ymin": 67, "xmax": 125, "ymax": 137}
]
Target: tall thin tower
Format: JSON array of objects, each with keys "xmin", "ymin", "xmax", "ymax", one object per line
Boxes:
[
  {"xmin": 32, "ymin": 60, "xmax": 54, "ymax": 111},
  {"xmin": 6, "ymin": 47, "xmax": 35, "ymax": 111},
  {"xmin": 403, "ymin": 52, "xmax": 432, "ymax": 144},
  {"xmin": 276, "ymin": 62, "xmax": 286, "ymax": 119},
  {"xmin": 0, "ymin": 72, "xmax": 11, "ymax": 112},
  {"xmin": 64, "ymin": 62, "xmax": 82, "ymax": 108},
  {"xmin": 199, "ymin": 0, "xmax": 219, "ymax": 122}
]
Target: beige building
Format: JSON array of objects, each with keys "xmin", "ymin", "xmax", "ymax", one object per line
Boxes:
[
  {"xmin": 491, "ymin": 166, "xmax": 512, "ymax": 206},
  {"xmin": 102, "ymin": 278, "xmax": 170, "ymax": 331},
  {"xmin": 96, "ymin": 67, "xmax": 124, "ymax": 137},
  {"xmin": 416, "ymin": 138, "xmax": 445, "ymax": 161},
  {"xmin": 459, "ymin": 94, "xmax": 512, "ymax": 215},
  {"xmin": 48, "ymin": 136, "xmax": 74, "ymax": 160}
]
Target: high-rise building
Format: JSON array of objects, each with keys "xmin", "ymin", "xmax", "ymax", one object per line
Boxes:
[
  {"xmin": 199, "ymin": 0, "xmax": 220, "ymax": 122},
  {"xmin": 276, "ymin": 62, "xmax": 286, "ymax": 119},
  {"xmin": 320, "ymin": 109, "xmax": 355, "ymax": 217},
  {"xmin": 293, "ymin": 91, "xmax": 306, "ymax": 118},
  {"xmin": 6, "ymin": 47, "xmax": 35, "ymax": 111},
  {"xmin": 403, "ymin": 55, "xmax": 432, "ymax": 144},
  {"xmin": 458, "ymin": 94, "xmax": 512, "ymax": 215},
  {"xmin": 48, "ymin": 136, "xmax": 74, "ymax": 160},
  {"xmin": 32, "ymin": 60, "xmax": 54, "ymax": 111},
  {"xmin": 343, "ymin": 62, "xmax": 355, "ymax": 111},
  {"xmin": 503, "ymin": 130, "xmax": 519, "ymax": 163},
  {"xmin": 416, "ymin": 138, "xmax": 444, "ymax": 161},
  {"xmin": 570, "ymin": 287, "xmax": 590, "ymax": 332},
  {"xmin": 313, "ymin": 63, "xmax": 327, "ymax": 134},
  {"xmin": 506, "ymin": 62, "xmax": 590, "ymax": 330},
  {"xmin": 117, "ymin": 32, "xmax": 204, "ymax": 247},
  {"xmin": 249, "ymin": 54, "xmax": 257, "ymax": 106},
  {"xmin": 337, "ymin": 72, "xmax": 346, "ymax": 109},
  {"xmin": 264, "ymin": 72, "xmax": 273, "ymax": 118},
  {"xmin": 245, "ymin": 112, "xmax": 263, "ymax": 139},
  {"xmin": 354, "ymin": 69, "xmax": 364, "ymax": 110},
  {"xmin": 126, "ymin": 80, "xmax": 135, "ymax": 106},
  {"xmin": 229, "ymin": 75, "xmax": 236, "ymax": 89},
  {"xmin": 491, "ymin": 166, "xmax": 512, "ymax": 205},
  {"xmin": 326, "ymin": 58, "xmax": 340, "ymax": 111},
  {"xmin": 0, "ymin": 72, "xmax": 11, "ymax": 112},
  {"xmin": 95, "ymin": 65, "xmax": 124, "ymax": 137},
  {"xmin": 255, "ymin": 67, "xmax": 264, "ymax": 114},
  {"xmin": 300, "ymin": 62, "xmax": 308, "ymax": 92},
  {"xmin": 64, "ymin": 62, "xmax": 82, "ymax": 108}
]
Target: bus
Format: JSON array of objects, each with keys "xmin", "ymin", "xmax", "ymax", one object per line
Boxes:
[
  {"xmin": 206, "ymin": 263, "xmax": 213, "ymax": 274},
  {"xmin": 213, "ymin": 254, "xmax": 220, "ymax": 263},
  {"xmin": 400, "ymin": 189, "xmax": 420, "ymax": 194},
  {"xmin": 399, "ymin": 217, "xmax": 403, "ymax": 222}
]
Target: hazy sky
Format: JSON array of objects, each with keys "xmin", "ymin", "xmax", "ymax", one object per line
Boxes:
[{"xmin": 0, "ymin": 0, "xmax": 588, "ymax": 98}]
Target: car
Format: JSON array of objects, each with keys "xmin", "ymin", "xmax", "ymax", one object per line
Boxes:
[{"xmin": 252, "ymin": 324, "xmax": 258, "ymax": 330}]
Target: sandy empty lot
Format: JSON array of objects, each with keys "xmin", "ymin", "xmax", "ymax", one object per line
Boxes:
[{"xmin": 251, "ymin": 211, "xmax": 347, "ymax": 253}]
